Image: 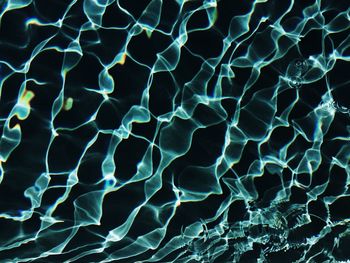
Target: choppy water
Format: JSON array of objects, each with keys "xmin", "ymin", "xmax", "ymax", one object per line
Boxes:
[{"xmin": 0, "ymin": 0, "xmax": 350, "ymax": 262}]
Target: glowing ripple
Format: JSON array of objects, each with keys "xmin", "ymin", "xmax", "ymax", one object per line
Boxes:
[{"xmin": 0, "ymin": 0, "xmax": 349, "ymax": 262}]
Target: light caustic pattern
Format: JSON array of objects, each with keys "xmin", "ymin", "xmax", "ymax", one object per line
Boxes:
[{"xmin": 0, "ymin": 0, "xmax": 350, "ymax": 262}]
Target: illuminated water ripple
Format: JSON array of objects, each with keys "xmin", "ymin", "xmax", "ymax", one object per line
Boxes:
[{"xmin": 0, "ymin": 0, "xmax": 349, "ymax": 262}]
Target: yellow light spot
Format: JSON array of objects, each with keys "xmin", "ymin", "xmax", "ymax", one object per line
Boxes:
[
  {"xmin": 25, "ymin": 18, "xmax": 42, "ymax": 28},
  {"xmin": 12, "ymin": 123, "xmax": 21, "ymax": 131},
  {"xmin": 142, "ymin": 26, "xmax": 153, "ymax": 38},
  {"xmin": 19, "ymin": 89, "xmax": 35, "ymax": 107},
  {"xmin": 63, "ymin": 97, "xmax": 74, "ymax": 111},
  {"xmin": 117, "ymin": 52, "xmax": 127, "ymax": 65},
  {"xmin": 15, "ymin": 89, "xmax": 35, "ymax": 120}
]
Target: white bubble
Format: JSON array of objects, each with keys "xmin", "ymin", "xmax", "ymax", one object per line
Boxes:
[
  {"xmin": 294, "ymin": 59, "xmax": 309, "ymax": 74},
  {"xmin": 288, "ymin": 76, "xmax": 303, "ymax": 89}
]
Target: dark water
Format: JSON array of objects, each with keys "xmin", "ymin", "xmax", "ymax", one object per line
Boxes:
[{"xmin": 0, "ymin": 0, "xmax": 349, "ymax": 262}]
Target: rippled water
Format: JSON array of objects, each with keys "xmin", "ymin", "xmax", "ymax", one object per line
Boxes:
[{"xmin": 0, "ymin": 0, "xmax": 349, "ymax": 262}]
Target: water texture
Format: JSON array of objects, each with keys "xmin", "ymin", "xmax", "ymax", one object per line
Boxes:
[{"xmin": 0, "ymin": 0, "xmax": 349, "ymax": 262}]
